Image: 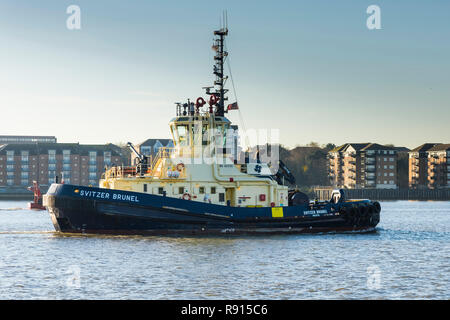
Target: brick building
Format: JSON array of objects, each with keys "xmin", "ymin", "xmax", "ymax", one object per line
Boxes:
[
  {"xmin": 427, "ymin": 144, "xmax": 450, "ymax": 189},
  {"xmin": 0, "ymin": 143, "xmax": 122, "ymax": 188},
  {"xmin": 328, "ymin": 143, "xmax": 398, "ymax": 189},
  {"xmin": 408, "ymin": 143, "xmax": 439, "ymax": 188}
]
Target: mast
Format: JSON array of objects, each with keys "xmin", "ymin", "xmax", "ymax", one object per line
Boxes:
[{"xmin": 212, "ymin": 18, "xmax": 228, "ymax": 117}]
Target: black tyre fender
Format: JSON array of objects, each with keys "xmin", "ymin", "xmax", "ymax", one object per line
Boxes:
[{"xmin": 373, "ymin": 201, "xmax": 381, "ymax": 214}]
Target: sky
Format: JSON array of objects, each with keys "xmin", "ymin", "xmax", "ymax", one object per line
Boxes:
[{"xmin": 0, "ymin": 0, "xmax": 449, "ymax": 149}]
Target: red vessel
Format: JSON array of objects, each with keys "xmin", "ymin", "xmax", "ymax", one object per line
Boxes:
[{"xmin": 27, "ymin": 181, "xmax": 46, "ymax": 210}]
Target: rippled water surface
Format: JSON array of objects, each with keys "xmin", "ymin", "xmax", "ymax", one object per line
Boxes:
[{"xmin": 0, "ymin": 200, "xmax": 448, "ymax": 299}]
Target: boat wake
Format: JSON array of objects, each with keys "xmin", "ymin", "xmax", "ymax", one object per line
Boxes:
[
  {"xmin": 0, "ymin": 207, "xmax": 26, "ymax": 211},
  {"xmin": 0, "ymin": 231, "xmax": 54, "ymax": 235}
]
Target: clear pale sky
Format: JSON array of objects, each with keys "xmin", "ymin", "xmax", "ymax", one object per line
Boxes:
[{"xmin": 0, "ymin": 0, "xmax": 449, "ymax": 149}]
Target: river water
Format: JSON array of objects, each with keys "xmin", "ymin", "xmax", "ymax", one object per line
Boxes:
[{"xmin": 0, "ymin": 200, "xmax": 448, "ymax": 299}]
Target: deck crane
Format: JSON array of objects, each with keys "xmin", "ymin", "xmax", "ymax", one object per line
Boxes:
[{"xmin": 127, "ymin": 142, "xmax": 148, "ymax": 176}]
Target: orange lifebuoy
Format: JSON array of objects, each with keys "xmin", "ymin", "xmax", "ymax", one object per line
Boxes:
[
  {"xmin": 196, "ymin": 97, "xmax": 206, "ymax": 107},
  {"xmin": 182, "ymin": 193, "xmax": 191, "ymax": 201},
  {"xmin": 176, "ymin": 163, "xmax": 185, "ymax": 172},
  {"xmin": 209, "ymin": 94, "xmax": 218, "ymax": 106}
]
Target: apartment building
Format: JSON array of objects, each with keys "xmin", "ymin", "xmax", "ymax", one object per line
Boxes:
[
  {"xmin": 0, "ymin": 143, "xmax": 122, "ymax": 188},
  {"xmin": 427, "ymin": 144, "xmax": 450, "ymax": 189},
  {"xmin": 328, "ymin": 143, "xmax": 398, "ymax": 189},
  {"xmin": 408, "ymin": 143, "xmax": 439, "ymax": 188}
]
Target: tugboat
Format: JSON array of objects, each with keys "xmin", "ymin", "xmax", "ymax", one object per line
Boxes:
[{"xmin": 43, "ymin": 25, "xmax": 380, "ymax": 235}]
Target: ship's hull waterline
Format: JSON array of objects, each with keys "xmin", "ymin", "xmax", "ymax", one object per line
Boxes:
[{"xmin": 43, "ymin": 184, "xmax": 380, "ymax": 236}]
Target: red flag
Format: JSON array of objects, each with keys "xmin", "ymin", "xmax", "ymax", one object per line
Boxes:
[{"xmin": 227, "ymin": 102, "xmax": 238, "ymax": 110}]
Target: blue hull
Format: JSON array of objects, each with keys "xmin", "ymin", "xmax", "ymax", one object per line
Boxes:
[{"xmin": 44, "ymin": 184, "xmax": 380, "ymax": 235}]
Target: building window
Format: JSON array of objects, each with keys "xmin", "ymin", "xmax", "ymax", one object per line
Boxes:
[
  {"xmin": 48, "ymin": 163, "xmax": 56, "ymax": 170},
  {"xmin": 143, "ymin": 184, "xmax": 147, "ymax": 192},
  {"xmin": 211, "ymin": 187, "xmax": 216, "ymax": 194},
  {"xmin": 48, "ymin": 150, "xmax": 56, "ymax": 163},
  {"xmin": 389, "ymin": 173, "xmax": 394, "ymax": 176},
  {"xmin": 89, "ymin": 172, "xmax": 97, "ymax": 178},
  {"xmin": 199, "ymin": 187, "xmax": 205, "ymax": 194},
  {"xmin": 89, "ymin": 151, "xmax": 97, "ymax": 164},
  {"xmin": 63, "ymin": 150, "xmax": 71, "ymax": 163},
  {"xmin": 7, "ymin": 179, "xmax": 14, "ymax": 186},
  {"xmin": 21, "ymin": 151, "xmax": 29, "ymax": 162},
  {"xmin": 104, "ymin": 151, "xmax": 111, "ymax": 165},
  {"xmin": 6, "ymin": 151, "xmax": 14, "ymax": 162},
  {"xmin": 390, "ymin": 158, "xmax": 394, "ymax": 162},
  {"xmin": 141, "ymin": 146, "xmax": 151, "ymax": 156},
  {"xmin": 178, "ymin": 187, "xmax": 184, "ymax": 194},
  {"xmin": 21, "ymin": 179, "xmax": 29, "ymax": 186},
  {"xmin": 158, "ymin": 187, "xmax": 164, "ymax": 194}
]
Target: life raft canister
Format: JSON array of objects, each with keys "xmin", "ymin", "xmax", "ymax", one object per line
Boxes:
[
  {"xmin": 176, "ymin": 163, "xmax": 185, "ymax": 172},
  {"xmin": 182, "ymin": 193, "xmax": 191, "ymax": 201}
]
